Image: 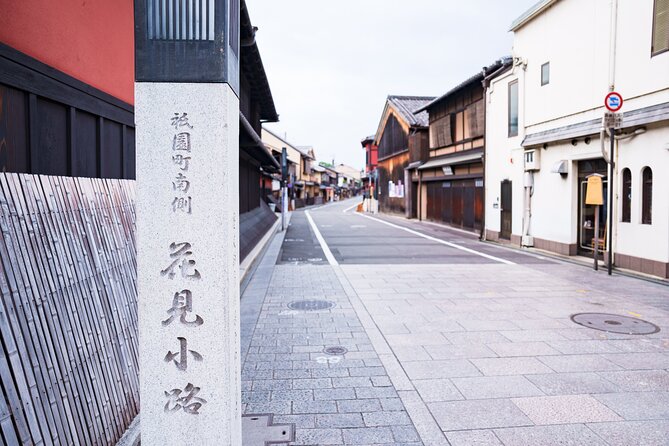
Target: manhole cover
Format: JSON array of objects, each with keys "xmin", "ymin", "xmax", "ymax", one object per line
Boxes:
[
  {"xmin": 571, "ymin": 313, "xmax": 660, "ymax": 335},
  {"xmin": 287, "ymin": 300, "xmax": 335, "ymax": 311},
  {"xmin": 323, "ymin": 346, "xmax": 348, "ymax": 356}
]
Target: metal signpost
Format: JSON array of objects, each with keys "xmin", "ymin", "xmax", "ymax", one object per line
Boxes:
[
  {"xmin": 603, "ymin": 92, "xmax": 623, "ymax": 276},
  {"xmin": 281, "ymin": 147, "xmax": 288, "ymax": 231},
  {"xmin": 134, "ymin": 1, "xmax": 242, "ymax": 444}
]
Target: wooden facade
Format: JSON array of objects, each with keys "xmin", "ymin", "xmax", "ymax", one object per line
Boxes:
[
  {"xmin": 416, "ymin": 69, "xmax": 494, "ymax": 232},
  {"xmin": 374, "ymin": 96, "xmax": 433, "ymax": 216},
  {"xmin": 0, "ymin": 43, "xmax": 135, "ymax": 179}
]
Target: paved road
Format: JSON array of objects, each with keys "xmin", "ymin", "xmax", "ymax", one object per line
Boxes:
[{"xmin": 240, "ymin": 198, "xmax": 669, "ymax": 446}]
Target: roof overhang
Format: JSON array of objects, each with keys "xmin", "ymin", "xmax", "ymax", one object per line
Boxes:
[
  {"xmin": 239, "ymin": 112, "xmax": 280, "ymax": 171},
  {"xmin": 522, "ymin": 102, "xmax": 669, "ymax": 148},
  {"xmin": 418, "ymin": 149, "xmax": 483, "ymax": 171},
  {"xmin": 510, "ymin": 0, "xmax": 560, "ymax": 32}
]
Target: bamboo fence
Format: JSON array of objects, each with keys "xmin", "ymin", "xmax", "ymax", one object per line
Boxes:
[{"xmin": 0, "ymin": 173, "xmax": 139, "ymax": 445}]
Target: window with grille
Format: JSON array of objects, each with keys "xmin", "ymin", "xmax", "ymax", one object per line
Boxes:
[
  {"xmin": 642, "ymin": 167, "xmax": 653, "ymax": 224},
  {"xmin": 653, "ymin": 0, "xmax": 669, "ymax": 55},
  {"xmin": 621, "ymin": 168, "xmax": 631, "ymax": 223},
  {"xmin": 147, "ymin": 0, "xmax": 216, "ymax": 41}
]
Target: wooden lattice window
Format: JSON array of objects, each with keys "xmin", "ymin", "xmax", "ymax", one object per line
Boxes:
[{"xmin": 642, "ymin": 167, "xmax": 653, "ymax": 224}]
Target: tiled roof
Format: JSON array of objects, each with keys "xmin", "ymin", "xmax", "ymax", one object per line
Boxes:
[
  {"xmin": 387, "ymin": 96, "xmax": 435, "ymax": 128},
  {"xmin": 415, "ymin": 57, "xmax": 512, "ymax": 114}
]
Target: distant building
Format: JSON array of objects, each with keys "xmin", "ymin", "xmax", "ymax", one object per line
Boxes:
[
  {"xmin": 414, "ymin": 60, "xmax": 507, "ymax": 233},
  {"xmin": 361, "ymin": 135, "xmax": 378, "ymax": 173},
  {"xmin": 484, "ymin": 0, "xmax": 669, "ymax": 278},
  {"xmin": 372, "ymin": 96, "xmax": 434, "ymax": 216}
]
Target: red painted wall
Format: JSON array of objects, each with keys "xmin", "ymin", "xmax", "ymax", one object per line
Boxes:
[
  {"xmin": 363, "ymin": 142, "xmax": 378, "ymax": 173},
  {"xmin": 0, "ymin": 0, "xmax": 135, "ymax": 105}
]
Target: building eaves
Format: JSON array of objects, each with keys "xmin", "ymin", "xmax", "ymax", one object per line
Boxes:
[
  {"xmin": 241, "ymin": 0, "xmax": 279, "ymax": 122},
  {"xmin": 415, "ymin": 58, "xmax": 511, "ymax": 114},
  {"xmin": 522, "ymin": 102, "xmax": 669, "ymax": 147},
  {"xmin": 509, "ymin": 0, "xmax": 560, "ymax": 32},
  {"xmin": 387, "ymin": 96, "xmax": 436, "ymax": 128}
]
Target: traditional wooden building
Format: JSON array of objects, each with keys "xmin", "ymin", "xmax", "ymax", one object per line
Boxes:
[
  {"xmin": 373, "ymin": 96, "xmax": 434, "ymax": 216},
  {"xmin": 413, "ymin": 60, "xmax": 506, "ymax": 232}
]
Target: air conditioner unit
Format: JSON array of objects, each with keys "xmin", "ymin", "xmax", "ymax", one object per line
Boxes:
[{"xmin": 524, "ymin": 149, "xmax": 540, "ymax": 171}]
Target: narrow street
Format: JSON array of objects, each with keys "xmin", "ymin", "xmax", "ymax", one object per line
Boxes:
[{"xmin": 241, "ymin": 199, "xmax": 669, "ymax": 446}]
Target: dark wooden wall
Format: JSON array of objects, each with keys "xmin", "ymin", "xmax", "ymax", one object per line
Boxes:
[
  {"xmin": 0, "ymin": 44, "xmax": 135, "ymax": 179},
  {"xmin": 378, "ymin": 114, "xmax": 408, "ymax": 159},
  {"xmin": 425, "ymin": 179, "xmax": 483, "ymax": 231}
]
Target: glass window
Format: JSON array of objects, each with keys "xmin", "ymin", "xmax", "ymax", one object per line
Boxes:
[
  {"xmin": 508, "ymin": 81, "xmax": 519, "ymax": 137},
  {"xmin": 652, "ymin": 0, "xmax": 669, "ymax": 56},
  {"xmin": 621, "ymin": 168, "xmax": 631, "ymax": 223},
  {"xmin": 642, "ymin": 167, "xmax": 653, "ymax": 224},
  {"xmin": 541, "ymin": 62, "xmax": 550, "ymax": 85}
]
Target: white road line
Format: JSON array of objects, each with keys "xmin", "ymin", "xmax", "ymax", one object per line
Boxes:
[
  {"xmin": 305, "ymin": 210, "xmax": 339, "ymax": 266},
  {"xmin": 356, "ymin": 213, "xmax": 515, "ymax": 265},
  {"xmin": 342, "ymin": 203, "xmax": 359, "ymax": 213}
]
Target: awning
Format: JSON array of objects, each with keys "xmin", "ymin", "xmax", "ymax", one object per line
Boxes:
[
  {"xmin": 418, "ymin": 149, "xmax": 483, "ymax": 171},
  {"xmin": 406, "ymin": 161, "xmax": 423, "ymax": 170},
  {"xmin": 522, "ymin": 102, "xmax": 669, "ymax": 148},
  {"xmin": 239, "ymin": 112, "xmax": 280, "ymax": 171}
]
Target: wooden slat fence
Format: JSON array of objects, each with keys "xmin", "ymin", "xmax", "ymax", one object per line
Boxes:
[{"xmin": 0, "ymin": 173, "xmax": 138, "ymax": 445}]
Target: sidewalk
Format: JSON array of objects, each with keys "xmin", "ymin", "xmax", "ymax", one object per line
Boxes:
[{"xmin": 240, "ymin": 226, "xmax": 422, "ymax": 445}]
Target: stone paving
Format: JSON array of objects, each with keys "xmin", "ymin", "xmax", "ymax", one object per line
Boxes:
[
  {"xmin": 241, "ymin": 203, "xmax": 669, "ymax": 445},
  {"xmin": 241, "ymin": 230, "xmax": 422, "ymax": 445},
  {"xmin": 342, "ymin": 263, "xmax": 669, "ymax": 446}
]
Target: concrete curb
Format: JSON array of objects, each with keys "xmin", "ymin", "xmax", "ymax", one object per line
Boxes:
[{"xmin": 115, "ymin": 415, "xmax": 140, "ymax": 446}]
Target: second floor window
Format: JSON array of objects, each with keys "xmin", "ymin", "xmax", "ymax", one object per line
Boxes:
[
  {"xmin": 652, "ymin": 0, "xmax": 669, "ymax": 56},
  {"xmin": 508, "ymin": 80, "xmax": 519, "ymax": 137},
  {"xmin": 541, "ymin": 62, "xmax": 550, "ymax": 85}
]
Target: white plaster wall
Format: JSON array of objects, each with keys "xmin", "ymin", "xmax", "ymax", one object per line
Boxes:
[
  {"xmin": 495, "ymin": 0, "xmax": 669, "ymax": 265},
  {"xmin": 485, "ymin": 70, "xmax": 525, "ymax": 237},
  {"xmin": 261, "ymin": 128, "xmax": 302, "ymax": 166},
  {"xmin": 513, "ymin": 0, "xmax": 669, "ymax": 134},
  {"xmin": 616, "ymin": 124, "xmax": 669, "ymax": 262}
]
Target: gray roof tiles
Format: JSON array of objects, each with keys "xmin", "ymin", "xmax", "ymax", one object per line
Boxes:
[{"xmin": 387, "ymin": 96, "xmax": 435, "ymax": 128}]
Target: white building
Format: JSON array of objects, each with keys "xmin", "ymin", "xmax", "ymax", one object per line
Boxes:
[{"xmin": 485, "ymin": 0, "xmax": 669, "ymax": 278}]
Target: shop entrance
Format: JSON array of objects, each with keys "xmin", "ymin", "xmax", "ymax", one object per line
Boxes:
[{"xmin": 577, "ymin": 159, "xmax": 608, "ymax": 255}]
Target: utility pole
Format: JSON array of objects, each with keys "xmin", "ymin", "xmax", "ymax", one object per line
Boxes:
[{"xmin": 281, "ymin": 147, "xmax": 288, "ymax": 231}]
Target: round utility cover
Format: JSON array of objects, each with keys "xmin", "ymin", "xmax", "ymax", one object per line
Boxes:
[
  {"xmin": 571, "ymin": 313, "xmax": 660, "ymax": 335},
  {"xmin": 323, "ymin": 346, "xmax": 348, "ymax": 356},
  {"xmin": 287, "ymin": 300, "xmax": 336, "ymax": 311}
]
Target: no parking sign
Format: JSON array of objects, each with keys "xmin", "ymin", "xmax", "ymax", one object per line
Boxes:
[{"xmin": 605, "ymin": 92, "xmax": 623, "ymax": 112}]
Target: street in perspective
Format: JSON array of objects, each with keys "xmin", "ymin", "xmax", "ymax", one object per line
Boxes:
[{"xmin": 0, "ymin": 0, "xmax": 668, "ymax": 445}]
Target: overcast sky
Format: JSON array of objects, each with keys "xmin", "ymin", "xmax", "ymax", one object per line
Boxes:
[{"xmin": 249, "ymin": 0, "xmax": 538, "ymax": 170}]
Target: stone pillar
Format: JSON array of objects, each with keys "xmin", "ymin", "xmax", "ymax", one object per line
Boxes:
[
  {"xmin": 135, "ymin": 83, "xmax": 241, "ymax": 444},
  {"xmin": 134, "ymin": 1, "xmax": 242, "ymax": 442}
]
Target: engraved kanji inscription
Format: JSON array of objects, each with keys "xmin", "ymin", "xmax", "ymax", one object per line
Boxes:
[
  {"xmin": 171, "ymin": 113, "xmax": 194, "ymax": 130},
  {"xmin": 172, "ymin": 154, "xmax": 191, "ymax": 171},
  {"xmin": 160, "ymin": 242, "xmax": 201, "ymax": 280},
  {"xmin": 164, "ymin": 383, "xmax": 207, "ymax": 415},
  {"xmin": 173, "ymin": 173, "xmax": 191, "ymax": 193},
  {"xmin": 164, "ymin": 337, "xmax": 203, "ymax": 371},
  {"xmin": 172, "ymin": 197, "xmax": 192, "ymax": 214},
  {"xmin": 162, "ymin": 290, "xmax": 204, "ymax": 327},
  {"xmin": 172, "ymin": 132, "xmax": 192, "ymax": 152}
]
